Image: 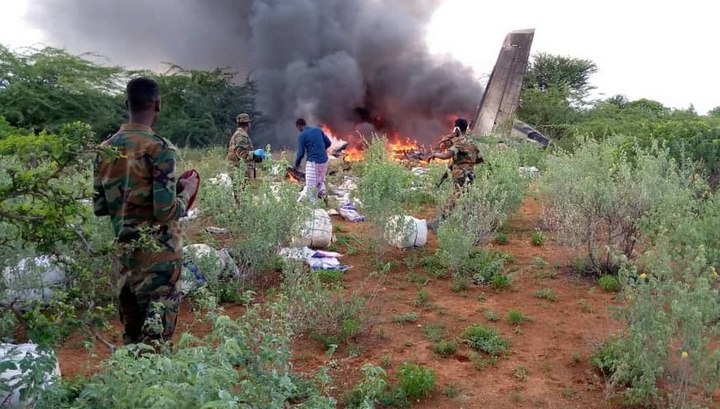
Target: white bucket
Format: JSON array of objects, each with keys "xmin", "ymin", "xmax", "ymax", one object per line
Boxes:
[
  {"xmin": 385, "ymin": 216, "xmax": 427, "ymax": 248},
  {"xmin": 0, "ymin": 343, "xmax": 61, "ymax": 407},
  {"xmin": 297, "ymin": 209, "xmax": 333, "ymax": 249}
]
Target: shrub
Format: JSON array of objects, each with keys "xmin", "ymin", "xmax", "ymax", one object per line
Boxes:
[
  {"xmin": 392, "ymin": 312, "xmax": 418, "ymax": 324},
  {"xmin": 344, "ymin": 364, "xmax": 388, "ymax": 409},
  {"xmin": 540, "ymin": 136, "xmax": 700, "ymax": 274},
  {"xmin": 494, "ymin": 233, "xmax": 509, "ymax": 245},
  {"xmin": 530, "ymin": 231, "xmax": 544, "ymax": 246},
  {"xmin": 437, "ymin": 148, "xmax": 526, "ymax": 277},
  {"xmin": 422, "ymin": 323, "xmax": 446, "ymax": 343},
  {"xmin": 313, "ymin": 269, "xmax": 344, "ymax": 284},
  {"xmin": 431, "ymin": 340, "xmax": 459, "ymax": 357},
  {"xmin": 413, "ymin": 289, "xmax": 431, "ymax": 308},
  {"xmin": 470, "ymin": 250, "xmax": 507, "ymax": 284},
  {"xmin": 483, "ymin": 309, "xmax": 500, "ymax": 322},
  {"xmin": 533, "ymin": 288, "xmax": 558, "ymax": 301},
  {"xmin": 462, "ymin": 325, "xmax": 510, "ymax": 356},
  {"xmin": 282, "ymin": 263, "xmax": 369, "ymax": 348},
  {"xmin": 491, "ymin": 274, "xmax": 513, "ymax": 290},
  {"xmin": 201, "ymin": 165, "xmax": 311, "ymax": 280},
  {"xmin": 506, "ymin": 309, "xmax": 532, "ymax": 326},
  {"xmin": 396, "ymin": 362, "xmax": 436, "ymax": 399},
  {"xmin": 606, "ymin": 239, "xmax": 720, "ymax": 405},
  {"xmin": 354, "ymin": 135, "xmax": 413, "ymax": 260},
  {"xmin": 598, "ymin": 275, "xmax": 621, "ymax": 292},
  {"xmin": 36, "ymin": 311, "xmax": 336, "ymax": 408}
]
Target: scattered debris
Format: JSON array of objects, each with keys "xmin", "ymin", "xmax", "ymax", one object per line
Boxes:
[
  {"xmin": 208, "ymin": 173, "xmax": 232, "ymax": 187},
  {"xmin": 180, "ymin": 208, "xmax": 200, "ymax": 222},
  {"xmin": 180, "ymin": 244, "xmax": 241, "ymax": 293},
  {"xmin": 411, "ymin": 167, "xmax": 428, "ymax": 176},
  {"xmin": 205, "ymin": 226, "xmax": 228, "ymax": 234},
  {"xmin": 519, "ymin": 166, "xmax": 541, "ymax": 178},
  {"xmin": 338, "ymin": 202, "xmax": 364, "ymax": 222},
  {"xmin": 279, "ymin": 247, "xmax": 350, "ymax": 271},
  {"xmin": 285, "ymin": 166, "xmax": 306, "ymax": 182},
  {"xmin": 328, "ymin": 176, "xmax": 365, "ymax": 222}
]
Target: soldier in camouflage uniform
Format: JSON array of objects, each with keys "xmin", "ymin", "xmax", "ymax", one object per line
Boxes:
[
  {"xmin": 93, "ymin": 77, "xmax": 199, "ymax": 345},
  {"xmin": 427, "ymin": 118, "xmax": 483, "ymax": 231},
  {"xmin": 226, "ymin": 113, "xmax": 256, "ymax": 180}
]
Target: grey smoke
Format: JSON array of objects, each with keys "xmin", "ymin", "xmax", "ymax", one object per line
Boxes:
[{"xmin": 28, "ymin": 0, "xmax": 483, "ymax": 147}]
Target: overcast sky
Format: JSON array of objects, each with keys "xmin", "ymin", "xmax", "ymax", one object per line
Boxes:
[{"xmin": 2, "ymin": 0, "xmax": 718, "ymax": 114}]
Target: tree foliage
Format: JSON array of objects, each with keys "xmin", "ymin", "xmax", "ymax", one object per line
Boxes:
[
  {"xmin": 135, "ymin": 65, "xmax": 257, "ymax": 147},
  {"xmin": 0, "ymin": 45, "xmax": 125, "ymax": 137},
  {"xmin": 522, "ymin": 53, "xmax": 598, "ymax": 102},
  {"xmin": 0, "ymin": 46, "xmax": 256, "ymax": 147},
  {"xmin": 517, "ymin": 53, "xmax": 597, "ymax": 139}
]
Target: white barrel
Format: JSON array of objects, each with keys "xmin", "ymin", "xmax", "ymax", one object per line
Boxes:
[{"xmin": 385, "ymin": 216, "xmax": 427, "ymax": 248}]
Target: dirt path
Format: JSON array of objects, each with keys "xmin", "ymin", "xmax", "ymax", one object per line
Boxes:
[{"xmin": 57, "ymin": 195, "xmax": 623, "ymax": 408}]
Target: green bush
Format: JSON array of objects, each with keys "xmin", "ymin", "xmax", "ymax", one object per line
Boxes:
[
  {"xmin": 0, "ymin": 308, "xmax": 17, "ymax": 342},
  {"xmin": 202, "ymin": 163, "xmax": 310, "ymax": 280},
  {"xmin": 344, "ymin": 364, "xmax": 388, "ymax": 409},
  {"xmin": 470, "ymin": 250, "xmax": 507, "ymax": 284},
  {"xmin": 530, "ymin": 231, "xmax": 544, "ymax": 246},
  {"xmin": 540, "ymin": 136, "xmax": 700, "ymax": 274},
  {"xmin": 533, "ymin": 288, "xmax": 558, "ymax": 301},
  {"xmin": 598, "ymin": 275, "xmax": 621, "ymax": 292},
  {"xmin": 313, "ymin": 269, "xmax": 344, "ymax": 284},
  {"xmin": 392, "ymin": 312, "xmax": 418, "ymax": 324},
  {"xmin": 422, "ymin": 323, "xmax": 446, "ymax": 343},
  {"xmin": 36, "ymin": 311, "xmax": 335, "ymax": 408},
  {"xmin": 491, "ymin": 274, "xmax": 513, "ymax": 290},
  {"xmin": 437, "ymin": 148, "xmax": 525, "ymax": 278},
  {"xmin": 431, "ymin": 340, "xmax": 459, "ymax": 357},
  {"xmin": 396, "ymin": 362, "xmax": 436, "ymax": 399},
  {"xmin": 607, "ymin": 239, "xmax": 720, "ymax": 405},
  {"xmin": 494, "ymin": 233, "xmax": 509, "ymax": 245},
  {"xmin": 282, "ymin": 263, "xmax": 369, "ymax": 349},
  {"xmin": 506, "ymin": 309, "xmax": 532, "ymax": 326},
  {"xmin": 355, "ymin": 135, "xmax": 412, "ymax": 224},
  {"xmin": 461, "ymin": 325, "xmax": 510, "ymax": 356},
  {"xmin": 483, "ymin": 309, "xmax": 500, "ymax": 322}
]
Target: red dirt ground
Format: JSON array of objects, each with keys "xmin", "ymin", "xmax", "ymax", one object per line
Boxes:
[{"xmin": 58, "ymin": 195, "xmax": 628, "ymax": 408}]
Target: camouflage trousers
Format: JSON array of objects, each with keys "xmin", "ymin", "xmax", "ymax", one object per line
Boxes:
[
  {"xmin": 118, "ymin": 260, "xmax": 182, "ymax": 345},
  {"xmin": 442, "ymin": 166, "xmax": 476, "ymax": 217}
]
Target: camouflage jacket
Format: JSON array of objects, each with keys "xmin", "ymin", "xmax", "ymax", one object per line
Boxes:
[
  {"xmin": 447, "ymin": 133, "xmax": 482, "ymax": 169},
  {"xmin": 226, "ymin": 127, "xmax": 254, "ymax": 167},
  {"xmin": 93, "ymin": 123, "xmax": 190, "ymax": 270}
]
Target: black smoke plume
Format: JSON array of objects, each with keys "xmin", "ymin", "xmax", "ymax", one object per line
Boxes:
[{"xmin": 28, "ymin": 0, "xmax": 483, "ymax": 146}]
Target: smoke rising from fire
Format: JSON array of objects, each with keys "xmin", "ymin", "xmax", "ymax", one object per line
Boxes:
[{"xmin": 28, "ymin": 0, "xmax": 483, "ymax": 146}]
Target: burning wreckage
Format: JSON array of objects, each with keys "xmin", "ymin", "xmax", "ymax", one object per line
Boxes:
[{"xmin": 285, "ymin": 28, "xmax": 547, "ymax": 182}]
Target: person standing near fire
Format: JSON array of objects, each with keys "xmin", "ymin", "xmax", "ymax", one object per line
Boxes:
[
  {"xmin": 293, "ymin": 118, "xmax": 332, "ymax": 203},
  {"xmin": 227, "ymin": 113, "xmax": 264, "ymax": 181},
  {"xmin": 93, "ymin": 77, "xmax": 199, "ymax": 345},
  {"xmin": 427, "ymin": 117, "xmax": 483, "ymax": 230}
]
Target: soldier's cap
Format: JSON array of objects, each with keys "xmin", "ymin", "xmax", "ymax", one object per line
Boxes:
[{"xmin": 236, "ymin": 113, "xmax": 252, "ymax": 123}]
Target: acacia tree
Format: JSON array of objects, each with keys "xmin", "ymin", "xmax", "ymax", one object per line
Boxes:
[
  {"xmin": 0, "ymin": 45, "xmax": 259, "ymax": 147},
  {"xmin": 136, "ymin": 65, "xmax": 259, "ymax": 147},
  {"xmin": 517, "ymin": 53, "xmax": 598, "ymax": 139},
  {"xmin": 0, "ymin": 45, "xmax": 126, "ymax": 137}
]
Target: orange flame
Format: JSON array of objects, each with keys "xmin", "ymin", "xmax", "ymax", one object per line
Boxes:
[{"xmin": 322, "ymin": 125, "xmax": 425, "ymax": 162}]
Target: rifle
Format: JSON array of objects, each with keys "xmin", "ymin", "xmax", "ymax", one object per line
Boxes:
[{"xmin": 436, "ymin": 169, "xmax": 449, "ymax": 188}]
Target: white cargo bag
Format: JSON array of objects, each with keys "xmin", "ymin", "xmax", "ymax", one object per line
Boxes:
[{"xmin": 0, "ymin": 343, "xmax": 61, "ymax": 408}]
